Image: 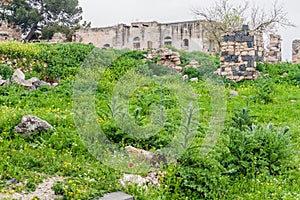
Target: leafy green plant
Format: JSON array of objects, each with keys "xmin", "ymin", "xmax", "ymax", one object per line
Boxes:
[
  {"xmin": 0, "ymin": 64, "xmax": 13, "ymax": 79},
  {"xmin": 252, "ymin": 78, "xmax": 275, "ymax": 104},
  {"xmin": 230, "ymin": 107, "xmax": 255, "ymax": 131},
  {"xmin": 221, "ymin": 123, "xmax": 294, "ymax": 178}
]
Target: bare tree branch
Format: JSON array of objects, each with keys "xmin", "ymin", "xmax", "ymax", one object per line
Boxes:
[{"xmin": 191, "ymin": 0, "xmax": 294, "ymax": 54}]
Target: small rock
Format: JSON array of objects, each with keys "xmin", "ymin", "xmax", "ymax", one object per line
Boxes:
[
  {"xmin": 290, "ymin": 100, "xmax": 296, "ymax": 103},
  {"xmin": 12, "ymin": 69, "xmax": 25, "ymax": 80},
  {"xmin": 14, "ymin": 115, "xmax": 54, "ymax": 137},
  {"xmin": 174, "ymin": 66, "xmax": 183, "ymax": 73},
  {"xmin": 5, "ymin": 178, "xmax": 17, "ymax": 186},
  {"xmin": 98, "ymin": 191, "xmax": 134, "ymax": 200},
  {"xmin": 125, "ymin": 146, "xmax": 154, "ymax": 163},
  {"xmin": 27, "ymin": 77, "xmax": 40, "ymax": 84},
  {"xmin": 0, "ymin": 79, "xmax": 7, "ymax": 86},
  {"xmin": 52, "ymin": 82, "xmax": 59, "ymax": 87},
  {"xmin": 182, "ymin": 74, "xmax": 189, "ymax": 81},
  {"xmin": 120, "ymin": 174, "xmax": 147, "ymax": 187},
  {"xmin": 230, "ymin": 90, "xmax": 239, "ymax": 97},
  {"xmin": 32, "ymin": 80, "xmax": 51, "ymax": 88},
  {"xmin": 190, "ymin": 77, "xmax": 199, "ymax": 83},
  {"xmin": 281, "ymin": 72, "xmax": 288, "ymax": 77}
]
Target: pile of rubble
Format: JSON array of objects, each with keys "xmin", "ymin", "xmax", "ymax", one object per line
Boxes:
[
  {"xmin": 0, "ymin": 69, "xmax": 57, "ymax": 90},
  {"xmin": 144, "ymin": 48, "xmax": 201, "ymax": 75},
  {"xmin": 144, "ymin": 48, "xmax": 183, "ymax": 73}
]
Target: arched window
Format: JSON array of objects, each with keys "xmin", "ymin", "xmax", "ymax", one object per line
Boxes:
[
  {"xmin": 133, "ymin": 37, "xmax": 140, "ymax": 49},
  {"xmin": 164, "ymin": 36, "xmax": 172, "ymax": 46},
  {"xmin": 183, "ymin": 39, "xmax": 189, "ymax": 47}
]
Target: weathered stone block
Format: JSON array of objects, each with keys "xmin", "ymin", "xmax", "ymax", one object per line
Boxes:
[{"xmin": 98, "ymin": 192, "xmax": 134, "ymax": 200}]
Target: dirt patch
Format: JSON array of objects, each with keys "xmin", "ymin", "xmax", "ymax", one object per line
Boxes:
[{"xmin": 0, "ymin": 176, "xmax": 65, "ymax": 200}]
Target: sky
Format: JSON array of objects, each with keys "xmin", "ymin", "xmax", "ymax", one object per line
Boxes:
[{"xmin": 78, "ymin": 0, "xmax": 300, "ymax": 61}]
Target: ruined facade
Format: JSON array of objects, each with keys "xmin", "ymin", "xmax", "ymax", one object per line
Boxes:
[
  {"xmin": 219, "ymin": 26, "xmax": 282, "ymax": 81},
  {"xmin": 73, "ymin": 20, "xmax": 215, "ymax": 52},
  {"xmin": 292, "ymin": 39, "xmax": 300, "ymax": 64},
  {"xmin": 0, "ymin": 21, "xmax": 22, "ymax": 41},
  {"xmin": 265, "ymin": 34, "xmax": 282, "ymax": 63}
]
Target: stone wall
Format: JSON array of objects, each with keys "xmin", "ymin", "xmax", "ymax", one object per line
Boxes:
[
  {"xmin": 292, "ymin": 39, "xmax": 300, "ymax": 64},
  {"xmin": 219, "ymin": 26, "xmax": 283, "ymax": 81},
  {"xmin": 265, "ymin": 34, "xmax": 282, "ymax": 63},
  {"xmin": 219, "ymin": 26, "xmax": 259, "ymax": 82},
  {"xmin": 0, "ymin": 21, "xmax": 22, "ymax": 41},
  {"xmin": 73, "ymin": 20, "xmax": 215, "ymax": 53}
]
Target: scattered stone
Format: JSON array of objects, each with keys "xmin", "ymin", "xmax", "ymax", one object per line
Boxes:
[
  {"xmin": 52, "ymin": 82, "xmax": 59, "ymax": 87},
  {"xmin": 230, "ymin": 90, "xmax": 239, "ymax": 98},
  {"xmin": 186, "ymin": 60, "xmax": 200, "ymax": 68},
  {"xmin": 0, "ymin": 79, "xmax": 7, "ymax": 86},
  {"xmin": 182, "ymin": 74, "xmax": 189, "ymax": 81},
  {"xmin": 144, "ymin": 48, "xmax": 181, "ymax": 70},
  {"xmin": 11, "ymin": 69, "xmax": 32, "ymax": 88},
  {"xmin": 32, "ymin": 80, "xmax": 51, "ymax": 88},
  {"xmin": 174, "ymin": 66, "xmax": 183, "ymax": 73},
  {"xmin": 98, "ymin": 191, "xmax": 134, "ymax": 200},
  {"xmin": 120, "ymin": 171, "xmax": 166, "ymax": 188},
  {"xmin": 5, "ymin": 178, "xmax": 17, "ymax": 186},
  {"xmin": 120, "ymin": 174, "xmax": 147, "ymax": 187},
  {"xmin": 125, "ymin": 146, "xmax": 154, "ymax": 164},
  {"xmin": 190, "ymin": 77, "xmax": 199, "ymax": 83},
  {"xmin": 14, "ymin": 115, "xmax": 54, "ymax": 137},
  {"xmin": 125, "ymin": 146, "xmax": 167, "ymax": 168},
  {"xmin": 281, "ymin": 72, "xmax": 288, "ymax": 77},
  {"xmin": 12, "ymin": 69, "xmax": 25, "ymax": 80}
]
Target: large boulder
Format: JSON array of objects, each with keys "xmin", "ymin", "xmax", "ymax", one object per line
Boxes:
[{"xmin": 14, "ymin": 115, "xmax": 54, "ymax": 137}]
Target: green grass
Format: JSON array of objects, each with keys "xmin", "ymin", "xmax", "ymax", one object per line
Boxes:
[{"xmin": 0, "ymin": 43, "xmax": 299, "ymax": 199}]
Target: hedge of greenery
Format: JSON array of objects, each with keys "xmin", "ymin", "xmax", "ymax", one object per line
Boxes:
[{"xmin": 0, "ymin": 41, "xmax": 95, "ymax": 81}]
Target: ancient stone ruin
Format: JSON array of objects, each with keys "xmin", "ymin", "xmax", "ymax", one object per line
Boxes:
[
  {"xmin": 265, "ymin": 34, "xmax": 282, "ymax": 63},
  {"xmin": 74, "ymin": 20, "xmax": 216, "ymax": 52},
  {"xmin": 0, "ymin": 21, "xmax": 22, "ymax": 41},
  {"xmin": 218, "ymin": 25, "xmax": 282, "ymax": 81},
  {"xmin": 218, "ymin": 26, "xmax": 260, "ymax": 81},
  {"xmin": 292, "ymin": 39, "xmax": 300, "ymax": 64}
]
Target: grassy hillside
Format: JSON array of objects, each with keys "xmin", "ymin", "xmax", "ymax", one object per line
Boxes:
[{"xmin": 0, "ymin": 42, "xmax": 300, "ymax": 199}]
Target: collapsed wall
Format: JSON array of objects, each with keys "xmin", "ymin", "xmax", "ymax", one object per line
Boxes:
[
  {"xmin": 292, "ymin": 40, "xmax": 300, "ymax": 64},
  {"xmin": 219, "ymin": 26, "xmax": 282, "ymax": 82},
  {"xmin": 219, "ymin": 26, "xmax": 260, "ymax": 82},
  {"xmin": 265, "ymin": 34, "xmax": 282, "ymax": 63}
]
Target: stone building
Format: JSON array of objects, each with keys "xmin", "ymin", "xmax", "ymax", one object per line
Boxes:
[
  {"xmin": 0, "ymin": 21, "xmax": 22, "ymax": 41},
  {"xmin": 73, "ymin": 20, "xmax": 215, "ymax": 52},
  {"xmin": 292, "ymin": 39, "xmax": 300, "ymax": 64}
]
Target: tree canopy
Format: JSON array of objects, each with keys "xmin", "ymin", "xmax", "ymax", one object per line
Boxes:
[{"xmin": 0, "ymin": 0, "xmax": 83, "ymax": 41}]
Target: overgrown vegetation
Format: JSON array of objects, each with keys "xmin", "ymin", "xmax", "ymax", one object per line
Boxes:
[{"xmin": 0, "ymin": 42, "xmax": 299, "ymax": 199}]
